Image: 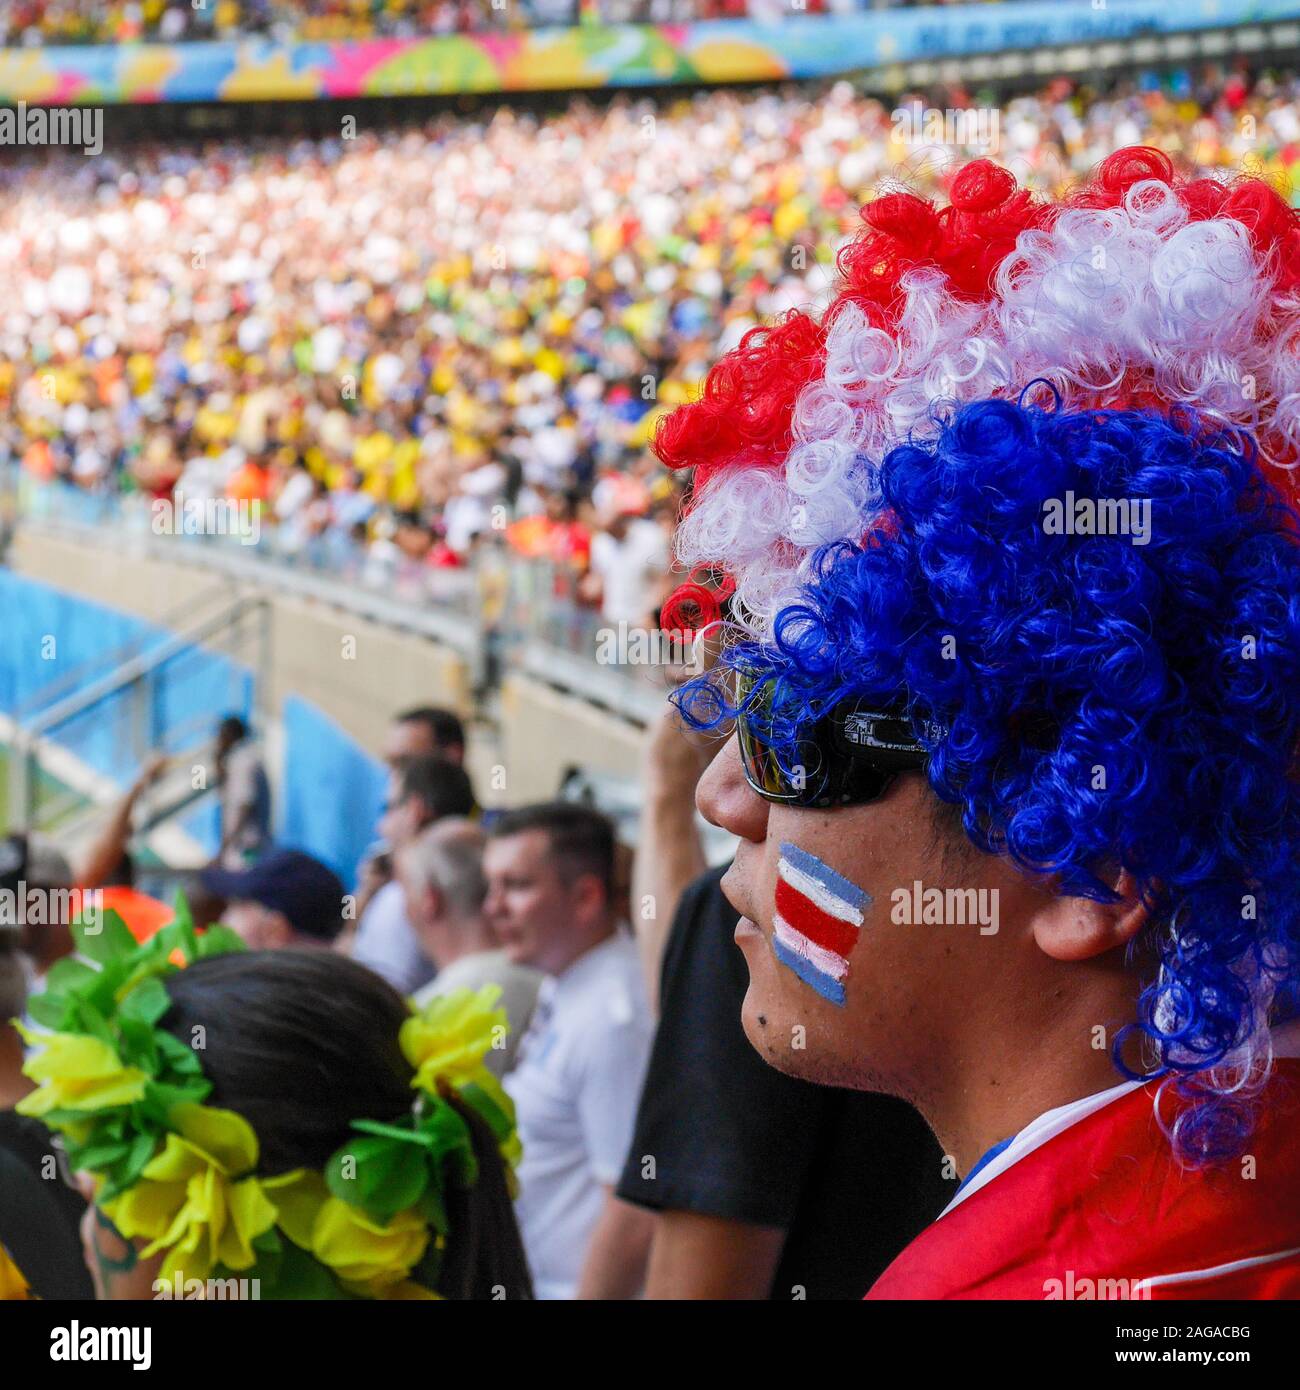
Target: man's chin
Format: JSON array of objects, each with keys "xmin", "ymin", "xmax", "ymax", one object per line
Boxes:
[
  {"xmin": 744, "ymin": 1013, "xmax": 825, "ymax": 1080},
  {"xmin": 500, "ymin": 939, "xmax": 541, "ymax": 971},
  {"xmin": 737, "ymin": 974, "xmax": 828, "ymax": 1083},
  {"xmin": 735, "ymin": 940, "xmax": 893, "ymax": 1091}
]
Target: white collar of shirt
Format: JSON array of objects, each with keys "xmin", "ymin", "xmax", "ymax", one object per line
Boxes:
[
  {"xmin": 543, "ymin": 932, "xmax": 625, "ymax": 1001},
  {"xmin": 940, "ymin": 1018, "xmax": 1300, "ymax": 1218}
]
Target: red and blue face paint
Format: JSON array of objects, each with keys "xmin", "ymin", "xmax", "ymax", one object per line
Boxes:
[{"xmin": 771, "ymin": 843, "xmax": 870, "ymax": 1007}]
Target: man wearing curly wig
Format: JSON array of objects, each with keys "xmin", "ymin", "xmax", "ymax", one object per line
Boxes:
[{"xmin": 659, "ymin": 148, "xmax": 1300, "ymax": 1300}]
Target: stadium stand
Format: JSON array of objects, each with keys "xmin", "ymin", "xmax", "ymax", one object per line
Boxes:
[{"xmin": 4, "ymin": 72, "xmax": 1298, "ymax": 612}]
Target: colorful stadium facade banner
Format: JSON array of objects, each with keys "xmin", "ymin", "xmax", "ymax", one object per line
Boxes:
[{"xmin": 0, "ymin": 0, "xmax": 1297, "ymax": 106}]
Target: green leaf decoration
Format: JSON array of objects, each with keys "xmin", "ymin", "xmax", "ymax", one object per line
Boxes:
[
  {"xmin": 252, "ymin": 1228, "xmax": 282, "ymax": 1256},
  {"xmin": 26, "ymin": 991, "xmax": 74, "ymax": 1030},
  {"xmin": 120, "ymin": 1127, "xmax": 160, "ymax": 1183},
  {"xmin": 418, "ymin": 1183, "xmax": 449, "ymax": 1238},
  {"xmin": 115, "ymin": 1016, "xmax": 160, "ymax": 1073},
  {"xmin": 416, "ymin": 1099, "xmax": 477, "ymax": 1184},
  {"xmin": 268, "ymin": 1243, "xmax": 354, "ymax": 1301},
  {"xmin": 72, "ymin": 998, "xmax": 115, "ymax": 1046},
  {"xmin": 72, "ymin": 908, "xmax": 136, "ymax": 964},
  {"xmin": 72, "ymin": 1137, "xmax": 132, "ymax": 1169},
  {"xmin": 119, "ymin": 976, "xmax": 171, "ymax": 1026},
  {"xmin": 459, "ymin": 1081, "xmax": 514, "ymax": 1145},
  {"xmin": 194, "ymin": 923, "xmax": 246, "ymax": 960},
  {"xmin": 327, "ymin": 1135, "xmax": 430, "ymax": 1224},
  {"xmin": 139, "ymin": 1078, "xmax": 210, "ymax": 1125},
  {"xmin": 350, "ymin": 1118, "xmax": 433, "ymax": 1147},
  {"xmin": 169, "ymin": 892, "xmax": 195, "ymax": 936},
  {"xmin": 154, "ymin": 1031, "xmax": 204, "ymax": 1073},
  {"xmin": 98, "ymin": 1133, "xmax": 160, "ymax": 1202},
  {"xmin": 214, "ymin": 1233, "xmax": 355, "ymax": 1301},
  {"xmin": 43, "ymin": 956, "xmax": 98, "ymax": 996}
]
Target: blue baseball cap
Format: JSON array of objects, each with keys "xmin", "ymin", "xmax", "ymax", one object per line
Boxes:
[{"xmin": 200, "ymin": 849, "xmax": 345, "ymax": 943}]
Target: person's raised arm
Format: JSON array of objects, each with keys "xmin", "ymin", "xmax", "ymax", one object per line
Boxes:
[
  {"xmin": 631, "ymin": 702, "xmax": 716, "ymax": 1015},
  {"xmin": 75, "ymin": 753, "xmax": 166, "ymax": 888}
]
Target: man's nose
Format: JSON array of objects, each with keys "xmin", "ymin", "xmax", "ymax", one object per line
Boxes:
[{"xmin": 696, "ymin": 734, "xmax": 769, "ymax": 845}]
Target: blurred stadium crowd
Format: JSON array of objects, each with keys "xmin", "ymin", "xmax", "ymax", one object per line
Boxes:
[
  {"xmin": 3, "ymin": 70, "xmax": 1291, "ymax": 625},
  {"xmin": 0, "ymin": 0, "xmax": 994, "ymax": 47}
]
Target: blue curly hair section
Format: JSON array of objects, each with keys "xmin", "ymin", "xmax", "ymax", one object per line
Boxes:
[{"xmin": 675, "ymin": 396, "xmax": 1300, "ymax": 1167}]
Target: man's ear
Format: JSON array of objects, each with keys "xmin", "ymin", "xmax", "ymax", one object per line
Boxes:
[
  {"xmin": 265, "ymin": 911, "xmax": 296, "ymax": 949},
  {"xmin": 425, "ymin": 885, "xmax": 446, "ymax": 924},
  {"xmin": 569, "ymin": 871, "xmax": 607, "ymax": 924},
  {"xmin": 1032, "ymin": 870, "xmax": 1149, "ymax": 963}
]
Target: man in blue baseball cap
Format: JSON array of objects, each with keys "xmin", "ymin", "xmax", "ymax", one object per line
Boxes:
[{"xmin": 200, "ymin": 848, "xmax": 346, "ymax": 949}]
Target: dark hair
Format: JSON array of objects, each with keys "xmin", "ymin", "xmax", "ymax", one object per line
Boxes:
[
  {"xmin": 0, "ymin": 929, "xmax": 26, "ymax": 1019},
  {"xmin": 217, "ymin": 715, "xmax": 248, "ymax": 743},
  {"xmin": 489, "ymin": 802, "xmax": 615, "ymax": 899},
  {"xmin": 396, "ymin": 706, "xmax": 466, "ymax": 754},
  {"xmin": 162, "ymin": 951, "xmax": 532, "ymax": 1300},
  {"xmin": 393, "ymin": 756, "xmax": 476, "ymax": 822}
]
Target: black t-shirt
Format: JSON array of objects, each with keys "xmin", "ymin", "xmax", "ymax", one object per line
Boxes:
[
  {"xmin": 0, "ymin": 1110, "xmax": 94, "ymax": 1299},
  {"xmin": 617, "ymin": 864, "xmax": 957, "ymax": 1299}
]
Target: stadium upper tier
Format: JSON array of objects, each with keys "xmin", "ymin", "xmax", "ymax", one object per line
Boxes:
[
  {"xmin": 0, "ymin": 1, "xmax": 1296, "ymax": 105},
  {"xmin": 1, "ymin": 0, "xmax": 990, "ymax": 48},
  {"xmin": 4, "ymin": 74, "xmax": 1298, "ymax": 609}
]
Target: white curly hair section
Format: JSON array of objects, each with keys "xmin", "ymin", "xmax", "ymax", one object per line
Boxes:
[{"xmin": 678, "ymin": 178, "xmax": 1300, "ymax": 639}]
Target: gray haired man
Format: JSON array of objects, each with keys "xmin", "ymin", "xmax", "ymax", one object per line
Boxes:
[{"xmin": 396, "ymin": 818, "xmax": 541, "ymax": 1077}]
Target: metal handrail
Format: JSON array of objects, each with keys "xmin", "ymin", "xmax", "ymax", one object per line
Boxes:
[
  {"xmin": 12, "ymin": 576, "xmax": 237, "ymax": 723},
  {"xmin": 6, "ymin": 578, "xmax": 270, "ymax": 833},
  {"xmin": 15, "ymin": 499, "xmax": 662, "ymax": 730},
  {"xmin": 24, "ymin": 596, "xmax": 268, "ymax": 739}
]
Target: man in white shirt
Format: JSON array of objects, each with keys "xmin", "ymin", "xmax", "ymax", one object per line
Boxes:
[
  {"xmin": 398, "ymin": 817, "xmax": 541, "ymax": 1077},
  {"xmin": 484, "ymin": 803, "xmax": 656, "ymax": 1300}
]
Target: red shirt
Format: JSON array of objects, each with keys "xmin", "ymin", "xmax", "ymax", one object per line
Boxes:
[{"xmin": 867, "ymin": 1040, "xmax": 1300, "ymax": 1300}]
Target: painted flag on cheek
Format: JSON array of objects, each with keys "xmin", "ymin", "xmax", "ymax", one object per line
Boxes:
[{"xmin": 771, "ymin": 843, "xmax": 870, "ymax": 1007}]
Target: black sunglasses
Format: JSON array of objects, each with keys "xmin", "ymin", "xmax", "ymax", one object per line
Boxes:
[{"xmin": 734, "ymin": 671, "xmax": 944, "ymax": 809}]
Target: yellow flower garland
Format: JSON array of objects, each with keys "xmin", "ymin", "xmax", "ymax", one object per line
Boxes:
[
  {"xmin": 17, "ymin": 943, "xmax": 520, "ymax": 1300},
  {"xmin": 99, "ymin": 1104, "xmax": 278, "ymax": 1284}
]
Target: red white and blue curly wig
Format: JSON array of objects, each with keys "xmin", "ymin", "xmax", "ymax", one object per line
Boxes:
[{"xmin": 659, "ymin": 148, "xmax": 1300, "ymax": 1165}]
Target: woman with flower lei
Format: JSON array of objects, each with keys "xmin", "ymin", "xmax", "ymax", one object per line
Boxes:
[{"xmin": 14, "ymin": 905, "xmax": 531, "ymax": 1300}]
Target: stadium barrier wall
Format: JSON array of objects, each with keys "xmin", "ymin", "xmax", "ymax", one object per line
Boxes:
[
  {"xmin": 0, "ymin": 567, "xmax": 248, "ymax": 857},
  {"xmin": 0, "ymin": 553, "xmax": 395, "ymax": 880},
  {"xmin": 6, "ymin": 526, "xmax": 646, "ymax": 824},
  {"xmin": 280, "ymin": 694, "xmax": 387, "ymax": 886},
  {"xmin": 3, "ymin": 0, "xmax": 1297, "ymax": 105}
]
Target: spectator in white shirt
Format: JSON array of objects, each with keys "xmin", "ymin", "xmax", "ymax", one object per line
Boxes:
[
  {"xmin": 398, "ymin": 817, "xmax": 542, "ymax": 1078},
  {"xmin": 484, "ymin": 802, "xmax": 656, "ymax": 1300},
  {"xmin": 586, "ymin": 507, "xmax": 670, "ymax": 629},
  {"xmin": 214, "ymin": 715, "xmax": 272, "ymax": 871}
]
